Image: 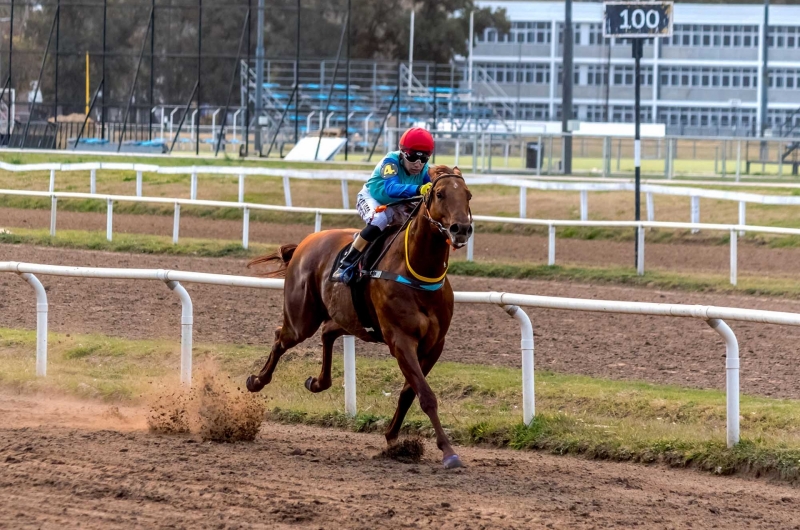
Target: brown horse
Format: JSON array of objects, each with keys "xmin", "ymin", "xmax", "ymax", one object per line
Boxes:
[{"xmin": 245, "ymin": 165, "xmax": 472, "ymax": 468}]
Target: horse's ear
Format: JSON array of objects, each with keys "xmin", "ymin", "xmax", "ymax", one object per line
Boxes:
[{"xmin": 453, "ymin": 166, "xmax": 462, "ymax": 176}]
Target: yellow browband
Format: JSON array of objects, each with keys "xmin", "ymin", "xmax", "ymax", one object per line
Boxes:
[{"xmin": 404, "ymin": 223, "xmax": 448, "ymax": 283}]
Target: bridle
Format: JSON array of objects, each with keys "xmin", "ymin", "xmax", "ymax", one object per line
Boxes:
[
  {"xmin": 421, "ymin": 173, "xmax": 473, "ymax": 250},
  {"xmin": 363, "ymin": 172, "xmax": 472, "ymax": 286}
]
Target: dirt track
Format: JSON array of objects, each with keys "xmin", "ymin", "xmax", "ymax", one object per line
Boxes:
[
  {"xmin": 4, "ymin": 244, "xmax": 800, "ymax": 399},
  {"xmin": 1, "ymin": 394, "xmax": 799, "ymax": 530},
  {"xmin": 6, "ymin": 206, "xmax": 800, "ymax": 276}
]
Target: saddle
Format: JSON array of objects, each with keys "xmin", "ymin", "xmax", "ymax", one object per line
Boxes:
[{"xmin": 328, "ymin": 200, "xmax": 420, "ymax": 343}]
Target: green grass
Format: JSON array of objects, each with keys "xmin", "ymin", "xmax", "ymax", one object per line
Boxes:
[
  {"xmin": 0, "ymin": 228, "xmax": 276, "ymax": 257},
  {"xmin": 4, "ymin": 226, "xmax": 800, "ymax": 297},
  {"xmin": 0, "ymin": 151, "xmax": 374, "ymax": 171},
  {"xmin": 449, "ymin": 261, "xmax": 800, "ymax": 298},
  {"xmin": 3, "ymin": 327, "xmax": 800, "ymax": 481}
]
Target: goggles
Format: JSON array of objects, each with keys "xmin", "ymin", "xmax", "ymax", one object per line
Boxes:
[{"xmin": 402, "ymin": 150, "xmax": 430, "ymax": 164}]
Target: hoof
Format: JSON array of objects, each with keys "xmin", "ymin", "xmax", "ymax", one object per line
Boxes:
[
  {"xmin": 442, "ymin": 454, "xmax": 463, "ymax": 469},
  {"xmin": 304, "ymin": 376, "xmax": 314, "ymax": 392},
  {"xmin": 245, "ymin": 375, "xmax": 261, "ymax": 393}
]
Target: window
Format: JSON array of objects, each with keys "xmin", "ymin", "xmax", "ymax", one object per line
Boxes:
[
  {"xmin": 769, "ymin": 69, "xmax": 800, "ymax": 89},
  {"xmin": 476, "ymin": 62, "xmax": 551, "ymax": 85},
  {"xmin": 609, "ymin": 65, "xmax": 652, "ymax": 86},
  {"xmin": 664, "ymin": 24, "xmax": 759, "ymax": 48},
  {"xmin": 659, "ymin": 66, "xmax": 758, "ymax": 89},
  {"xmin": 770, "ymin": 27, "xmax": 800, "ymax": 49}
]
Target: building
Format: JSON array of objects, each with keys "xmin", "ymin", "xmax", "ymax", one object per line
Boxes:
[{"xmin": 468, "ymin": 1, "xmax": 800, "ymax": 136}]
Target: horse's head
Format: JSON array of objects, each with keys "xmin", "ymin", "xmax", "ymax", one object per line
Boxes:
[{"xmin": 425, "ymin": 165, "xmax": 473, "ymax": 249}]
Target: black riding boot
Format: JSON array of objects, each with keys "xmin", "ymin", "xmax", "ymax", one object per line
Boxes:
[{"xmin": 332, "ymin": 224, "xmax": 382, "ymax": 284}]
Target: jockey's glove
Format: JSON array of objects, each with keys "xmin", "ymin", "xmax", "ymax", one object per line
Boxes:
[{"xmin": 418, "ymin": 182, "xmax": 433, "ymax": 196}]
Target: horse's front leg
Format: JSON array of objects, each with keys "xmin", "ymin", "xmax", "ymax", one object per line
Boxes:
[
  {"xmin": 385, "ymin": 339, "xmax": 445, "ymax": 447},
  {"xmin": 305, "ymin": 320, "xmax": 344, "ymax": 393},
  {"xmin": 388, "ymin": 335, "xmax": 461, "ymax": 469}
]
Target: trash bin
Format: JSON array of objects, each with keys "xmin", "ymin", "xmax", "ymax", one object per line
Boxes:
[{"xmin": 525, "ymin": 142, "xmax": 540, "ymax": 169}]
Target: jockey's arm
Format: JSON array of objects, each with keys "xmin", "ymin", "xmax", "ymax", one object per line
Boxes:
[{"xmin": 380, "ymin": 160, "xmax": 428, "ymax": 199}]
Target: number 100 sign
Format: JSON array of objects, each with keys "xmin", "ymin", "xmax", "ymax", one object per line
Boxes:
[{"xmin": 604, "ymin": 1, "xmax": 673, "ymax": 38}]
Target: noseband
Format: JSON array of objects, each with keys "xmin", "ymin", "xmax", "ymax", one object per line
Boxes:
[{"xmin": 422, "ymin": 173, "xmax": 473, "ymax": 248}]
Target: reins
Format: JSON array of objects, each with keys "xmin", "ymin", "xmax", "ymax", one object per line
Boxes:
[{"xmin": 362, "ymin": 172, "xmax": 471, "ymax": 287}]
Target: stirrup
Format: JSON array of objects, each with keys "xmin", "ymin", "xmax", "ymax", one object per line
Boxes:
[{"xmin": 332, "ymin": 246, "xmax": 360, "ymax": 284}]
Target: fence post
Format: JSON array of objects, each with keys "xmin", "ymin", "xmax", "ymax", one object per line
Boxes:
[
  {"xmin": 778, "ymin": 141, "xmax": 784, "ymax": 177},
  {"xmin": 314, "ymin": 211, "xmax": 322, "ymax": 232},
  {"xmin": 19, "ymin": 273, "xmax": 48, "ymax": 377},
  {"xmin": 341, "ymin": 179, "xmax": 350, "ymax": 209},
  {"xmin": 190, "ymin": 170, "xmax": 198, "ymax": 200},
  {"xmin": 173, "ymin": 203, "xmax": 181, "ymax": 244},
  {"xmin": 646, "ymin": 192, "xmax": 654, "ymax": 222},
  {"xmin": 616, "ymin": 139, "xmax": 622, "ymax": 171},
  {"xmin": 343, "ymin": 335, "xmax": 357, "ymax": 417},
  {"xmin": 466, "ymin": 223, "xmax": 475, "ymax": 261},
  {"xmin": 283, "ymin": 176, "xmax": 292, "ymax": 207},
  {"xmin": 106, "ymin": 199, "xmax": 113, "ymax": 241},
  {"xmin": 580, "ymin": 190, "xmax": 588, "ymax": 221},
  {"xmin": 691, "ymin": 196, "xmax": 700, "ymax": 234},
  {"xmin": 721, "ymin": 140, "xmax": 727, "ymax": 177},
  {"xmin": 49, "ymin": 197, "xmax": 57, "ymax": 236},
  {"xmin": 547, "ymin": 136, "xmax": 554, "ymax": 175},
  {"xmin": 238, "ymin": 173, "xmax": 245, "ymax": 203},
  {"xmin": 730, "ymin": 228, "xmax": 737, "ymax": 286},
  {"xmin": 166, "ymin": 280, "xmax": 193, "ymax": 387},
  {"xmin": 637, "ymin": 225, "xmax": 645, "ymax": 275},
  {"xmin": 136, "ymin": 170, "xmax": 143, "ymax": 197},
  {"xmin": 472, "ymin": 134, "xmax": 478, "ymax": 174},
  {"xmin": 519, "ymin": 186, "xmax": 527, "ymax": 218},
  {"xmin": 548, "ymin": 224, "xmax": 555, "ymax": 265},
  {"xmin": 503, "ymin": 304, "xmax": 534, "ymax": 425},
  {"xmin": 714, "ymin": 147, "xmax": 719, "ymax": 174},
  {"xmin": 738, "ymin": 201, "xmax": 746, "ymax": 237},
  {"xmin": 454, "ymin": 139, "xmax": 460, "ymax": 166},
  {"xmin": 90, "ymin": 168, "xmax": 97, "ymax": 194},
  {"xmin": 486, "ymin": 133, "xmax": 491, "ymax": 172},
  {"xmin": 706, "ymin": 319, "xmax": 740, "ymax": 448},
  {"xmin": 735, "ymin": 140, "xmax": 741, "ymax": 182},
  {"xmin": 49, "ymin": 169, "xmax": 55, "ymax": 193},
  {"xmin": 536, "ymin": 135, "xmax": 542, "ymax": 176},
  {"xmin": 602, "ymin": 136, "xmax": 610, "ymax": 177},
  {"xmin": 242, "ymin": 207, "xmax": 250, "ymax": 249}
]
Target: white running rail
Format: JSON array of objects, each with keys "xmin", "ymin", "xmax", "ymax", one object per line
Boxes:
[
  {"xmin": 5, "ymin": 187, "xmax": 800, "ymax": 286},
  {"xmin": 5, "ymin": 262, "xmax": 800, "ymax": 447},
  {"xmin": 4, "ymin": 160, "xmax": 800, "ymax": 224}
]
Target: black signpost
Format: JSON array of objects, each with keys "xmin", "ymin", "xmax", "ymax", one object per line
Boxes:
[{"xmin": 604, "ymin": 1, "xmax": 672, "ymax": 268}]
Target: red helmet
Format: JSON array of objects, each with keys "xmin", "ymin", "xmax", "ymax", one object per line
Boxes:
[{"xmin": 399, "ymin": 127, "xmax": 434, "ymax": 154}]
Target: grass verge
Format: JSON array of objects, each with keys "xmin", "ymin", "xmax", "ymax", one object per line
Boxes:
[
  {"xmin": 0, "ymin": 151, "xmax": 374, "ymax": 171},
  {"xmin": 0, "ymin": 228, "xmax": 276, "ymax": 258},
  {"xmin": 448, "ymin": 261, "xmax": 800, "ymax": 298},
  {"xmin": 2, "ymin": 328, "xmax": 800, "ymax": 481},
  {"xmin": 3, "ymin": 227, "xmax": 800, "ymax": 297}
]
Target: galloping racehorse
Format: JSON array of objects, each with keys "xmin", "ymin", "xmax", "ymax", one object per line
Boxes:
[{"xmin": 245, "ymin": 165, "xmax": 472, "ymax": 468}]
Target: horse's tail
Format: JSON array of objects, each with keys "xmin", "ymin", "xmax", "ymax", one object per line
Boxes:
[{"xmin": 247, "ymin": 244, "xmax": 298, "ymax": 278}]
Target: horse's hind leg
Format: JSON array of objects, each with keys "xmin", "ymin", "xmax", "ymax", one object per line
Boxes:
[
  {"xmin": 246, "ymin": 298, "xmax": 325, "ymax": 393},
  {"xmin": 385, "ymin": 339, "xmax": 444, "ymax": 446},
  {"xmin": 305, "ymin": 320, "xmax": 345, "ymax": 393}
]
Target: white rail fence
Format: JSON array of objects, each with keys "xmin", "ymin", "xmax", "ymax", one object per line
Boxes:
[
  {"xmin": 4, "ymin": 160, "xmax": 800, "ymax": 226},
  {"xmin": 4, "ymin": 188, "xmax": 800, "ymax": 287},
  {"xmin": 5, "ymin": 261, "xmax": 800, "ymax": 448}
]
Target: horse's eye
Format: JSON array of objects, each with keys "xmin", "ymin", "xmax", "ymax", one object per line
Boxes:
[{"xmin": 436, "ymin": 191, "xmax": 444, "ymax": 199}]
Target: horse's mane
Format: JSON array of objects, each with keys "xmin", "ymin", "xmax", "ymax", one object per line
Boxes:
[{"xmin": 429, "ymin": 164, "xmax": 462, "ymax": 182}]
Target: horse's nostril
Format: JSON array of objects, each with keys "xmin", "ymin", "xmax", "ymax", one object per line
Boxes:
[
  {"xmin": 449, "ymin": 224, "xmax": 459, "ymax": 234},
  {"xmin": 467, "ymin": 225, "xmax": 474, "ymax": 236}
]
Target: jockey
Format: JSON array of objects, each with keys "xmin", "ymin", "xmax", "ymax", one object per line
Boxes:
[{"xmin": 332, "ymin": 127, "xmax": 435, "ymax": 284}]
